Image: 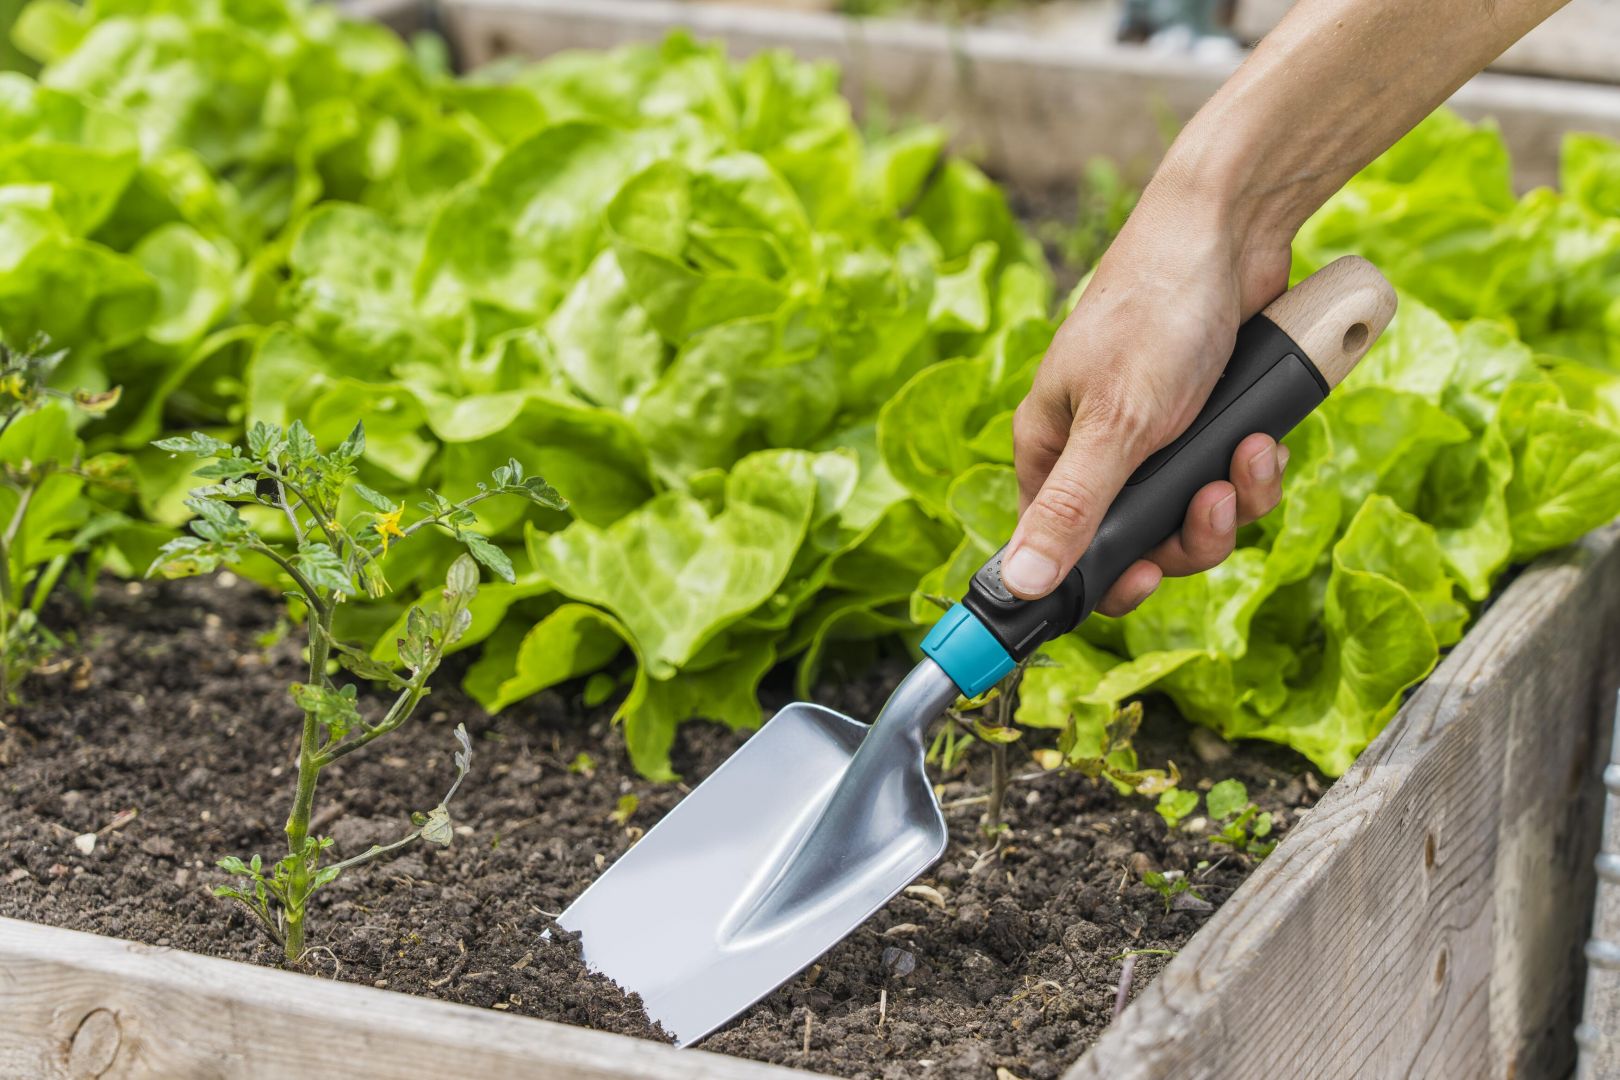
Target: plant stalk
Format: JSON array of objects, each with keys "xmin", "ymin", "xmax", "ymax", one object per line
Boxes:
[
  {"xmin": 984, "ymin": 668, "xmax": 1017, "ymax": 832},
  {"xmin": 0, "ymin": 483, "xmax": 37, "ymax": 718},
  {"xmin": 282, "ymin": 604, "xmax": 333, "ymax": 962},
  {"xmin": 987, "ymin": 743, "xmax": 1008, "ymax": 832},
  {"xmin": 316, "ymin": 679, "xmax": 427, "ymax": 765},
  {"xmin": 320, "ymin": 828, "xmax": 421, "ymax": 878}
]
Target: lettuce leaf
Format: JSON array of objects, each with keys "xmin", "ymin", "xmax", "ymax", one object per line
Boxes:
[{"xmin": 530, "ymin": 449, "xmax": 819, "ymax": 680}]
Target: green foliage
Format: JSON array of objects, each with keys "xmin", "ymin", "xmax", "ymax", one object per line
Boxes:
[
  {"xmin": 4, "ymin": 0, "xmax": 1046, "ymax": 779},
  {"xmin": 942, "ymin": 669, "xmax": 1182, "ymax": 838},
  {"xmin": 1150, "ymin": 780, "xmax": 1274, "ymax": 855},
  {"xmin": 1141, "ymin": 869, "xmax": 1205, "ymax": 914},
  {"xmin": 215, "ymin": 724, "xmax": 474, "ymax": 938},
  {"xmin": 156, "ymin": 421, "xmax": 551, "ymax": 960},
  {"xmin": 1295, "ymin": 111, "xmax": 1620, "ymax": 371},
  {"xmin": 1155, "ymin": 788, "xmax": 1199, "ymax": 829},
  {"xmin": 0, "ymin": 338, "xmax": 129, "ymax": 709},
  {"xmin": 1040, "ymin": 157, "xmax": 1139, "ymax": 273},
  {"xmin": 5, "ymin": 0, "xmax": 1620, "ymax": 782},
  {"xmin": 609, "ymin": 792, "xmax": 639, "ymax": 827},
  {"xmin": 1204, "ymin": 779, "xmax": 1275, "ymax": 858}
]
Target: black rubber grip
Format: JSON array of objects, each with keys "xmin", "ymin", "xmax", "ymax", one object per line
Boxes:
[{"xmin": 963, "ymin": 314, "xmax": 1330, "ymax": 661}]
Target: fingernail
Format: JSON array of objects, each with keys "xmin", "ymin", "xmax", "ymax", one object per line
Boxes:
[
  {"xmin": 1250, "ymin": 445, "xmax": 1278, "ymax": 482},
  {"xmin": 1125, "ymin": 579, "xmax": 1157, "ymax": 613},
  {"xmin": 1211, "ymin": 492, "xmax": 1237, "ymax": 533},
  {"xmin": 1003, "ymin": 545, "xmax": 1061, "ymax": 596},
  {"xmin": 1277, "ymin": 445, "xmax": 1292, "ymax": 472}
]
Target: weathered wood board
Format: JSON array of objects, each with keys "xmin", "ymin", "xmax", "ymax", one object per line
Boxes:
[
  {"xmin": 1574, "ymin": 734, "xmax": 1620, "ymax": 1077},
  {"xmin": 1073, "ymin": 524, "xmax": 1620, "ymax": 1080},
  {"xmin": 436, "ymin": 0, "xmax": 1620, "ymax": 191},
  {"xmin": 1235, "ymin": 0, "xmax": 1620, "ymax": 85},
  {"xmin": 0, "ymin": 916, "xmax": 813, "ymax": 1079}
]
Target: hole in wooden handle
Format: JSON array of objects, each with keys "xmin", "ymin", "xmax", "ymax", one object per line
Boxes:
[
  {"xmin": 1260, "ymin": 257, "xmax": 1397, "ymax": 389},
  {"xmin": 1342, "ymin": 322, "xmax": 1369, "ymax": 355}
]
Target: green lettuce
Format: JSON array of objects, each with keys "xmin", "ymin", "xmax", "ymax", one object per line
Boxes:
[{"xmin": 6, "ymin": 0, "xmax": 1619, "ymax": 780}]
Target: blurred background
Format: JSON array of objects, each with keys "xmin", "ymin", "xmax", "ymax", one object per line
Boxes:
[{"xmin": 324, "ymin": 0, "xmax": 1620, "ymax": 196}]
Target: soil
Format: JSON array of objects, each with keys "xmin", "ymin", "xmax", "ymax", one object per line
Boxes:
[
  {"xmin": 0, "ymin": 574, "xmax": 1322, "ymax": 1079},
  {"xmin": 1007, "ymin": 185, "xmax": 1096, "ymax": 300}
]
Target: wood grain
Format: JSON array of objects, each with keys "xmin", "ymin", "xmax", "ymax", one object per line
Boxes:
[
  {"xmin": 0, "ymin": 919, "xmax": 815, "ymax": 1080},
  {"xmin": 1262, "ymin": 256, "xmax": 1397, "ymax": 388},
  {"xmin": 1234, "ymin": 0, "xmax": 1620, "ymax": 86},
  {"xmin": 435, "ymin": 0, "xmax": 1620, "ymax": 192},
  {"xmin": 1071, "ymin": 523, "xmax": 1620, "ymax": 1080}
]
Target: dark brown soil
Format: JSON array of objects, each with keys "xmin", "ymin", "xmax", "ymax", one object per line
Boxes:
[{"xmin": 0, "ymin": 575, "xmax": 1321, "ymax": 1079}]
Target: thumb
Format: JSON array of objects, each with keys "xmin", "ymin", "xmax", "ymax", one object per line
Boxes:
[{"xmin": 1002, "ymin": 410, "xmax": 1146, "ymax": 599}]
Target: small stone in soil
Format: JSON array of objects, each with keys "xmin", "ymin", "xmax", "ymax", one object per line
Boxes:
[{"xmin": 880, "ymin": 946, "xmax": 916, "ymax": 978}]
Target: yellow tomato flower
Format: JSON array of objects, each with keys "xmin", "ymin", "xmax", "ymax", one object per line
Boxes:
[{"xmin": 373, "ymin": 506, "xmax": 406, "ymax": 552}]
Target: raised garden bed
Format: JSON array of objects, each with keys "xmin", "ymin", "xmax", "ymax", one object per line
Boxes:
[
  {"xmin": 433, "ymin": 0, "xmax": 1620, "ymax": 192},
  {"xmin": 1084, "ymin": 523, "xmax": 1620, "ymax": 1080},
  {"xmin": 5, "ymin": 3, "xmax": 1620, "ymax": 1078},
  {"xmin": 4, "ymin": 522, "xmax": 1617, "ymax": 1079},
  {"xmin": 0, "ymin": 574, "xmax": 1312, "ymax": 1079}
]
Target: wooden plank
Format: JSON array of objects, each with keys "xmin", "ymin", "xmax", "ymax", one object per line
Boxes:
[
  {"xmin": 1070, "ymin": 523, "xmax": 1620, "ymax": 1080},
  {"xmin": 1493, "ymin": 0, "xmax": 1620, "ymax": 83},
  {"xmin": 1234, "ymin": 0, "xmax": 1620, "ymax": 85},
  {"xmin": 1575, "ymin": 728, "xmax": 1620, "ymax": 1076},
  {"xmin": 1228, "ymin": 0, "xmax": 1291, "ymax": 40},
  {"xmin": 0, "ymin": 917, "xmax": 815, "ymax": 1080},
  {"xmin": 436, "ymin": 0, "xmax": 1620, "ymax": 191},
  {"xmin": 341, "ymin": 0, "xmax": 429, "ymax": 36}
]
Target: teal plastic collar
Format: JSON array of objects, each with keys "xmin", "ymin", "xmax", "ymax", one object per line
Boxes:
[{"xmin": 921, "ymin": 603, "xmax": 1015, "ymax": 698}]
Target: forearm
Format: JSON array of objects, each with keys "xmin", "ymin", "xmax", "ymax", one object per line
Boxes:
[
  {"xmin": 1150, "ymin": 0, "xmax": 1569, "ymax": 302},
  {"xmin": 1005, "ymin": 0, "xmax": 1569, "ymax": 601}
]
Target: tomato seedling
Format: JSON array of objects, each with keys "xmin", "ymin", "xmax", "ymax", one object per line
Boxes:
[{"xmin": 150, "ymin": 420, "xmax": 564, "ymax": 961}]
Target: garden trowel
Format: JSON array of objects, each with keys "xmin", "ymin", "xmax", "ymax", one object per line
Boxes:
[{"xmin": 556, "ymin": 256, "xmax": 1397, "ymax": 1046}]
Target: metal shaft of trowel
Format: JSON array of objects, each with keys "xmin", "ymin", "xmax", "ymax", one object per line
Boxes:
[{"xmin": 727, "ymin": 658, "xmax": 959, "ymax": 940}]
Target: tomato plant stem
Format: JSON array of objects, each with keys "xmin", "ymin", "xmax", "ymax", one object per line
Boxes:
[
  {"xmin": 282, "ymin": 605, "xmax": 332, "ymax": 963},
  {"xmin": 984, "ymin": 664, "xmax": 1017, "ymax": 832},
  {"xmin": 987, "ymin": 742, "xmax": 1008, "ymax": 831}
]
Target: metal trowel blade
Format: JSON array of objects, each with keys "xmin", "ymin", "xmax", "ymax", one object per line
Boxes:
[{"xmin": 556, "ymin": 666, "xmax": 956, "ymax": 1047}]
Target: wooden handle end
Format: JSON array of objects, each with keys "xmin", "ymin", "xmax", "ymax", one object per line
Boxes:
[{"xmin": 1262, "ymin": 256, "xmax": 1397, "ymax": 389}]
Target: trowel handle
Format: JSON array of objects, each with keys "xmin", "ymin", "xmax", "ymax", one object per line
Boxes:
[{"xmin": 924, "ymin": 257, "xmax": 1396, "ymax": 695}]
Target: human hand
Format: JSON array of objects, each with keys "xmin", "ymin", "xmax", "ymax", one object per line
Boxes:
[{"xmin": 1005, "ymin": 167, "xmax": 1296, "ymax": 611}]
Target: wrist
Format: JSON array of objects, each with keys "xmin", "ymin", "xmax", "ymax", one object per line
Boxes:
[
  {"xmin": 1156, "ymin": 110, "xmax": 1299, "ymax": 236},
  {"xmin": 1144, "ymin": 108, "xmax": 1301, "ymax": 312}
]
